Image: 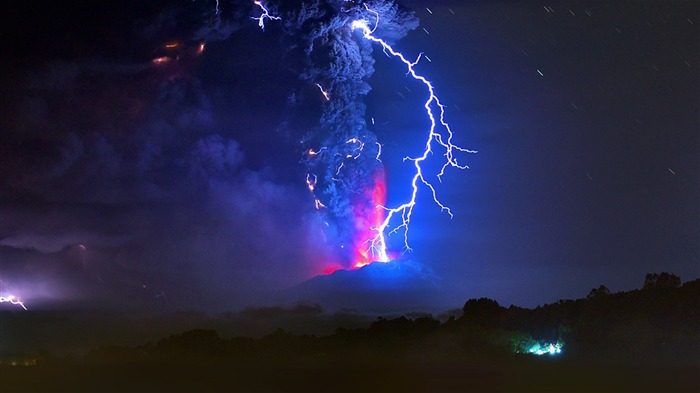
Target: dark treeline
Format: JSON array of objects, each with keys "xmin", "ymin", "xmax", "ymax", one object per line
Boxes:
[
  {"xmin": 79, "ymin": 273, "xmax": 698, "ymax": 367},
  {"xmin": 2, "ymin": 273, "xmax": 698, "ymax": 392}
]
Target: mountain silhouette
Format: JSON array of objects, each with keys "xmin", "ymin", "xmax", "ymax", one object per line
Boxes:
[{"xmin": 282, "ymin": 260, "xmax": 447, "ymax": 313}]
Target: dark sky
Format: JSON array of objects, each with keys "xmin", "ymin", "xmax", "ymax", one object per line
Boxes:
[{"xmin": 0, "ymin": 0, "xmax": 698, "ymax": 312}]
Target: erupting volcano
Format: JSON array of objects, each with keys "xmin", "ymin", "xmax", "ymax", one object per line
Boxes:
[{"xmin": 282, "ymin": 2, "xmax": 474, "ymax": 278}]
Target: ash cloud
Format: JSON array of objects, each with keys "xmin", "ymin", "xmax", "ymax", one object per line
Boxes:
[
  {"xmin": 0, "ymin": 0, "xmax": 422, "ymax": 312},
  {"xmin": 0, "ymin": 0, "xmax": 329, "ymax": 311},
  {"xmin": 278, "ymin": 0, "xmax": 418, "ymax": 265}
]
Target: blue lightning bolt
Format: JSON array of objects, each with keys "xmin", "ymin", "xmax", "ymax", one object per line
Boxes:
[
  {"xmin": 0, "ymin": 295, "xmax": 27, "ymax": 310},
  {"xmin": 249, "ymin": 2, "xmax": 474, "ymax": 266},
  {"xmin": 252, "ymin": 1, "xmax": 281, "ymax": 31},
  {"xmin": 352, "ymin": 6, "xmax": 476, "ymax": 261}
]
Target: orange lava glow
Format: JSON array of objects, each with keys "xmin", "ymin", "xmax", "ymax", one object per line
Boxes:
[{"xmin": 151, "ymin": 56, "xmax": 171, "ymax": 65}]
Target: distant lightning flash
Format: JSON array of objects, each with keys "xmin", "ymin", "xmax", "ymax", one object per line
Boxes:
[
  {"xmin": 0, "ymin": 295, "xmax": 27, "ymax": 310},
  {"xmin": 252, "ymin": 0, "xmax": 281, "ymax": 31},
  {"xmin": 351, "ymin": 6, "xmax": 476, "ymax": 262}
]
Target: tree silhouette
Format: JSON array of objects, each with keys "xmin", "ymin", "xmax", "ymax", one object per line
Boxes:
[
  {"xmin": 587, "ymin": 285, "xmax": 610, "ymax": 299},
  {"xmin": 643, "ymin": 272, "xmax": 681, "ymax": 290},
  {"xmin": 461, "ymin": 298, "xmax": 503, "ymax": 327}
]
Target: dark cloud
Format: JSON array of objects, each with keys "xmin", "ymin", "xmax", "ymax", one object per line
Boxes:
[{"xmin": 0, "ymin": 0, "xmax": 335, "ymax": 311}]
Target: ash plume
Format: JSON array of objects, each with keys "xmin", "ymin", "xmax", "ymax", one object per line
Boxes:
[{"xmin": 279, "ymin": 0, "xmax": 419, "ymax": 266}]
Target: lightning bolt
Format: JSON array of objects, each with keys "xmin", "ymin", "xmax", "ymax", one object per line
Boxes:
[
  {"xmin": 327, "ymin": 137, "xmax": 381, "ymax": 182},
  {"xmin": 352, "ymin": 6, "xmax": 476, "ymax": 262},
  {"xmin": 0, "ymin": 295, "xmax": 28, "ymax": 310},
  {"xmin": 306, "ymin": 173, "xmax": 318, "ymax": 192},
  {"xmin": 252, "ymin": 1, "xmax": 281, "ymax": 31},
  {"xmin": 375, "ymin": 141, "xmax": 383, "ymax": 162},
  {"xmin": 315, "ymin": 83, "xmax": 331, "ymax": 101},
  {"xmin": 345, "ymin": 137, "xmax": 365, "ymax": 159},
  {"xmin": 249, "ymin": 2, "xmax": 474, "ymax": 267}
]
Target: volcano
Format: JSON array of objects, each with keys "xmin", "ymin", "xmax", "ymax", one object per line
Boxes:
[{"xmin": 283, "ymin": 260, "xmax": 447, "ymax": 313}]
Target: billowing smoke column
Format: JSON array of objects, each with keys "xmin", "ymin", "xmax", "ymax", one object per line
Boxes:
[
  {"xmin": 277, "ymin": 1, "xmax": 419, "ymax": 269},
  {"xmin": 251, "ymin": 1, "xmax": 473, "ymax": 271}
]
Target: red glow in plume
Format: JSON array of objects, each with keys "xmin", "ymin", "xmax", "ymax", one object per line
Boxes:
[
  {"xmin": 316, "ymin": 169, "xmax": 392, "ymax": 276},
  {"xmin": 352, "ymin": 168, "xmax": 389, "ymax": 268}
]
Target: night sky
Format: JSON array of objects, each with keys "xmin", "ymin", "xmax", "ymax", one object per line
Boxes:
[{"xmin": 1, "ymin": 0, "xmax": 698, "ymax": 312}]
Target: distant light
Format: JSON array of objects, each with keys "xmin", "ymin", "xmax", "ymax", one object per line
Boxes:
[
  {"xmin": 152, "ymin": 56, "xmax": 171, "ymax": 65},
  {"xmin": 527, "ymin": 341, "xmax": 564, "ymax": 356}
]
